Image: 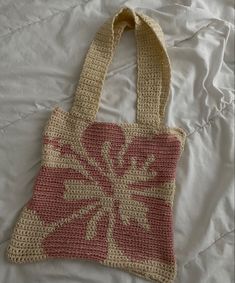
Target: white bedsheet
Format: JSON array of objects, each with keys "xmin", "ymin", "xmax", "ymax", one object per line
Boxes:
[{"xmin": 0, "ymin": 0, "xmax": 234, "ymax": 282}]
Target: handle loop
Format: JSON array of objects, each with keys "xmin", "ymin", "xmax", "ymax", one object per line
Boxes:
[{"xmin": 70, "ymin": 7, "xmax": 171, "ymax": 125}]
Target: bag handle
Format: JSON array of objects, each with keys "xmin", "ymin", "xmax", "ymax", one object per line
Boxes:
[{"xmin": 70, "ymin": 7, "xmax": 171, "ymax": 126}]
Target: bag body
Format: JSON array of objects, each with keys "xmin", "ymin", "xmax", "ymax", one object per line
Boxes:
[{"xmin": 7, "ymin": 7, "xmax": 186, "ymax": 283}]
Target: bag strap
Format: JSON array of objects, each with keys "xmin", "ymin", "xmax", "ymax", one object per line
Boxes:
[{"xmin": 70, "ymin": 7, "xmax": 171, "ymax": 126}]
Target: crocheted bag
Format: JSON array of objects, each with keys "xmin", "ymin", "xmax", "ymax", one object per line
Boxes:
[{"xmin": 7, "ymin": 7, "xmax": 186, "ymax": 283}]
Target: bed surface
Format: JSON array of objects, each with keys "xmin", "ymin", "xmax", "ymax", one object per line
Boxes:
[{"xmin": 0, "ymin": 0, "xmax": 234, "ymax": 282}]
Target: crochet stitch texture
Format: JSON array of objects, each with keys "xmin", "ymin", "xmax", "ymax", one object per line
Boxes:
[{"xmin": 7, "ymin": 7, "xmax": 186, "ymax": 283}]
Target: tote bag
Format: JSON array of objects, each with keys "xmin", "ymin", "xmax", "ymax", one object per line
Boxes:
[{"xmin": 7, "ymin": 7, "xmax": 186, "ymax": 283}]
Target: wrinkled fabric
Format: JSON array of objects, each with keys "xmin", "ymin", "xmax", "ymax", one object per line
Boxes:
[{"xmin": 0, "ymin": 0, "xmax": 234, "ymax": 283}]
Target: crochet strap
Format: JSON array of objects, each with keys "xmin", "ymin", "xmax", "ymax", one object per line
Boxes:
[{"xmin": 70, "ymin": 7, "xmax": 171, "ymax": 125}]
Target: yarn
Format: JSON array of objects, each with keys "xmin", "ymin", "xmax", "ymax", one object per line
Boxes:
[{"xmin": 7, "ymin": 7, "xmax": 186, "ymax": 283}]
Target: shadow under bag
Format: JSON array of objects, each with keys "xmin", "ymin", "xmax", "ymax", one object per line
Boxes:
[{"xmin": 7, "ymin": 7, "xmax": 186, "ymax": 283}]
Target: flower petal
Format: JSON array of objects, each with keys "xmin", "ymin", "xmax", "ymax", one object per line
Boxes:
[
  {"xmin": 113, "ymin": 195, "xmax": 175, "ymax": 264},
  {"xmin": 85, "ymin": 209, "xmax": 105, "ymax": 240},
  {"xmin": 42, "ymin": 206, "xmax": 109, "ymax": 261},
  {"xmin": 64, "ymin": 180, "xmax": 105, "ymax": 201},
  {"xmin": 27, "ymin": 167, "xmax": 97, "ymax": 223},
  {"xmin": 124, "ymin": 134, "xmax": 182, "ymax": 185},
  {"xmin": 119, "ymin": 198, "xmax": 150, "ymax": 230},
  {"xmin": 82, "ymin": 123, "xmax": 126, "ymax": 176}
]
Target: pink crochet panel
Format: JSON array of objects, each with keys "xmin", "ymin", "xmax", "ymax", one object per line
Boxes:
[
  {"xmin": 30, "ymin": 123, "xmax": 179, "ymax": 262},
  {"xmin": 8, "ymin": 107, "xmax": 185, "ymax": 283}
]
